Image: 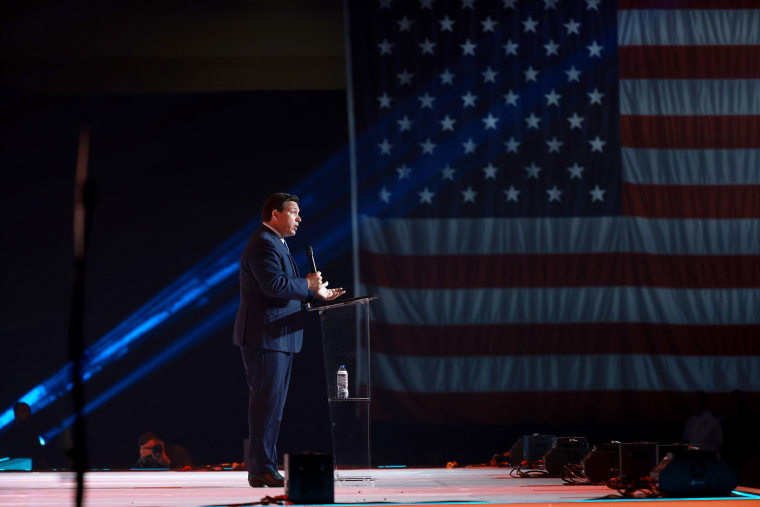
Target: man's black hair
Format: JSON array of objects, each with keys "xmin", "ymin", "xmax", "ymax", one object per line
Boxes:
[{"xmin": 261, "ymin": 193, "xmax": 299, "ymax": 223}]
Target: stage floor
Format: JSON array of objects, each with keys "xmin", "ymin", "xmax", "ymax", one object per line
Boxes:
[{"xmin": 1, "ymin": 467, "xmax": 759, "ymax": 507}]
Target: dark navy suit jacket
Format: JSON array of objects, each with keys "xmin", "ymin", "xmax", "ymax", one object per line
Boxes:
[{"xmin": 233, "ymin": 225, "xmax": 314, "ymax": 352}]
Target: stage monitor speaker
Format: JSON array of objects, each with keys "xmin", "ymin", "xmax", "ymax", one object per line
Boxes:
[
  {"xmin": 543, "ymin": 437, "xmax": 591, "ymax": 476},
  {"xmin": 653, "ymin": 454, "xmax": 737, "ymax": 497},
  {"xmin": 522, "ymin": 434, "xmax": 555, "ymax": 463},
  {"xmin": 618, "ymin": 442, "xmax": 657, "ymax": 485},
  {"xmin": 284, "ymin": 453, "xmax": 334, "ymax": 504},
  {"xmin": 582, "ymin": 443, "xmax": 619, "ymax": 484}
]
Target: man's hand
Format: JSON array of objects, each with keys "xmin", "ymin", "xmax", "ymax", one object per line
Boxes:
[
  {"xmin": 315, "ymin": 281, "xmax": 346, "ymax": 301},
  {"xmin": 306, "ymin": 271, "xmax": 323, "ymax": 291}
]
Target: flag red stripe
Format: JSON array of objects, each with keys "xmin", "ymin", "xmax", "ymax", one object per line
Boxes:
[
  {"xmin": 370, "ymin": 322, "xmax": 760, "ymax": 356},
  {"xmin": 619, "ymin": 0, "xmax": 760, "ymax": 8},
  {"xmin": 619, "ymin": 46, "xmax": 760, "ymax": 79},
  {"xmin": 622, "ymin": 182, "xmax": 760, "ymax": 218},
  {"xmin": 371, "ymin": 389, "xmax": 760, "ymax": 425},
  {"xmin": 620, "ymin": 115, "xmax": 760, "ymax": 149},
  {"xmin": 360, "ymin": 250, "xmax": 760, "ymax": 288}
]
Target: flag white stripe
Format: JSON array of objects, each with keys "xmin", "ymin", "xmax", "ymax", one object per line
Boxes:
[
  {"xmin": 622, "ymin": 148, "xmax": 760, "ymax": 185},
  {"xmin": 359, "ymin": 215, "xmax": 760, "ymax": 255},
  {"xmin": 366, "ymin": 285, "xmax": 760, "ymax": 325},
  {"xmin": 618, "ymin": 9, "xmax": 760, "ymax": 46},
  {"xmin": 372, "ymin": 353, "xmax": 760, "ymax": 393},
  {"xmin": 620, "ymin": 80, "xmax": 760, "ymax": 116}
]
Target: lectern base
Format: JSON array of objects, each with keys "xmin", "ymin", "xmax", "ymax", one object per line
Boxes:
[{"xmin": 328, "ymin": 398, "xmax": 370, "ymax": 470}]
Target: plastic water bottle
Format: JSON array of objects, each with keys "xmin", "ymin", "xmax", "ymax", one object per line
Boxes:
[{"xmin": 337, "ymin": 365, "xmax": 349, "ymax": 399}]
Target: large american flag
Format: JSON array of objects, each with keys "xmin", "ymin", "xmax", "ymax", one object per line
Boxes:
[{"xmin": 345, "ymin": 0, "xmax": 760, "ymax": 425}]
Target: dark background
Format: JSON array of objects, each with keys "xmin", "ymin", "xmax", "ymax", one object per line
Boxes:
[
  {"xmin": 1, "ymin": 90, "xmax": 351, "ymax": 468},
  {"xmin": 0, "ymin": 1, "xmax": 696, "ymax": 471}
]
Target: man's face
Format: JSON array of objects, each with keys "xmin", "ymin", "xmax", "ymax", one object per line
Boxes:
[{"xmin": 271, "ymin": 200, "xmax": 301, "ymax": 237}]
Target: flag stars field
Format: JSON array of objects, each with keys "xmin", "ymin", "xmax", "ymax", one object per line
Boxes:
[{"xmin": 358, "ymin": 0, "xmax": 623, "ymax": 219}]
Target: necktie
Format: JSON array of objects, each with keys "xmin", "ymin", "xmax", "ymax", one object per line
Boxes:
[{"xmin": 283, "ymin": 240, "xmax": 298, "ymax": 275}]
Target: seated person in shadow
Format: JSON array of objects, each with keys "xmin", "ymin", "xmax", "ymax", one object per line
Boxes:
[
  {"xmin": 134, "ymin": 431, "xmax": 171, "ymax": 468},
  {"xmin": 134, "ymin": 430, "xmax": 193, "ymax": 470},
  {"xmin": 682, "ymin": 391, "xmax": 722, "ymax": 452}
]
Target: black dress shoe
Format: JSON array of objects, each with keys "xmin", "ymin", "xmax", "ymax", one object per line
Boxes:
[{"xmin": 248, "ymin": 472, "xmax": 285, "ymax": 488}]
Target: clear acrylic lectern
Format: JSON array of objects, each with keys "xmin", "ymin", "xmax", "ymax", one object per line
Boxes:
[{"xmin": 309, "ymin": 295, "xmax": 377, "ymax": 482}]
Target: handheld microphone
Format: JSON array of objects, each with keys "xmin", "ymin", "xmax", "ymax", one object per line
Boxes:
[{"xmin": 305, "ymin": 246, "xmax": 318, "ymax": 273}]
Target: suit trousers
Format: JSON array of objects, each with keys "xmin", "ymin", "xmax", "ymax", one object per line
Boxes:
[{"xmin": 240, "ymin": 346, "xmax": 294, "ymax": 475}]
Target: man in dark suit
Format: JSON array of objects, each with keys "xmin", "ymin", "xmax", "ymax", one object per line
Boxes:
[{"xmin": 233, "ymin": 192, "xmax": 344, "ymax": 488}]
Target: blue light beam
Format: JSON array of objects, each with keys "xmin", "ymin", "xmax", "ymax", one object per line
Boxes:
[{"xmin": 42, "ymin": 300, "xmax": 239, "ymax": 440}]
